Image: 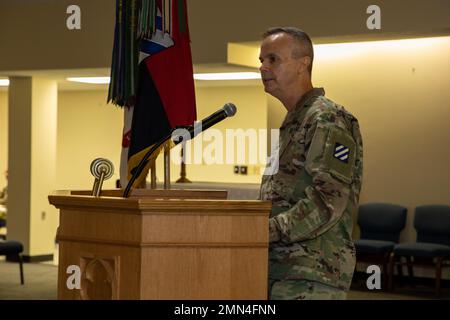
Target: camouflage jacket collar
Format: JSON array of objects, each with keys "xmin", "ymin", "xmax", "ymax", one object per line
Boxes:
[{"xmin": 282, "ymin": 87, "xmax": 325, "ymax": 128}]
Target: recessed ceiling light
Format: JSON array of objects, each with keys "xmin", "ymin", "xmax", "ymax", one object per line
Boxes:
[
  {"xmin": 65, "ymin": 72, "xmax": 262, "ymax": 84},
  {"xmin": 66, "ymin": 77, "xmax": 111, "ymax": 84},
  {"xmin": 193, "ymin": 72, "xmax": 261, "ymax": 81},
  {"xmin": 0, "ymin": 79, "xmax": 10, "ymax": 87}
]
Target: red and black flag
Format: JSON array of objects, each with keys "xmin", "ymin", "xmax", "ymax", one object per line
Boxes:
[{"xmin": 108, "ymin": 0, "xmax": 196, "ymax": 188}]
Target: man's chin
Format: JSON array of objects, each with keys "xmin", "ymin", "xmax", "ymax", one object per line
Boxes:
[
  {"xmin": 263, "ymin": 85, "xmax": 273, "ymax": 93},
  {"xmin": 263, "ymin": 87, "xmax": 281, "ymax": 100}
]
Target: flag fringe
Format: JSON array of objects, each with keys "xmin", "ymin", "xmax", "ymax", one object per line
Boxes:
[{"xmin": 108, "ymin": 0, "xmax": 164, "ymax": 108}]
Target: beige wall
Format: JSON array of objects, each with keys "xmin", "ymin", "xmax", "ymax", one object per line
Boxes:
[
  {"xmin": 311, "ymin": 36, "xmax": 450, "ymax": 242},
  {"xmin": 0, "ymin": 91, "xmax": 7, "ymax": 188},
  {"xmin": 56, "ymin": 90, "xmax": 123, "ymax": 190}
]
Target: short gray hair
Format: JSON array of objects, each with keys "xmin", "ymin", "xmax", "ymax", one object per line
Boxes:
[{"xmin": 262, "ymin": 27, "xmax": 314, "ymax": 74}]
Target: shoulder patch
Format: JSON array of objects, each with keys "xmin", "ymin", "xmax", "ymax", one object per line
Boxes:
[
  {"xmin": 334, "ymin": 143, "xmax": 350, "ymax": 163},
  {"xmin": 305, "ymin": 124, "xmax": 356, "ymax": 184}
]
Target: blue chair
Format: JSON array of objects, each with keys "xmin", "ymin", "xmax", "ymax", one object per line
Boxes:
[
  {"xmin": 0, "ymin": 239, "xmax": 24, "ymax": 285},
  {"xmin": 354, "ymin": 203, "xmax": 407, "ymax": 288},
  {"xmin": 388, "ymin": 205, "xmax": 450, "ymax": 296}
]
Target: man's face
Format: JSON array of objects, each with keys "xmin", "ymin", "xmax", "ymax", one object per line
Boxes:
[{"xmin": 259, "ymin": 33, "xmax": 303, "ymax": 99}]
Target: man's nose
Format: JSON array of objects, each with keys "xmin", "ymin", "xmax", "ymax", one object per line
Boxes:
[{"xmin": 259, "ymin": 62, "xmax": 268, "ymax": 73}]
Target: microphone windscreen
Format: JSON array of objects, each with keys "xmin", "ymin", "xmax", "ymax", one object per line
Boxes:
[{"xmin": 223, "ymin": 103, "xmax": 237, "ymax": 117}]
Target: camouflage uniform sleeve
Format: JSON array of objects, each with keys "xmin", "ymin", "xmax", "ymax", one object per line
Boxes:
[{"xmin": 270, "ymin": 118, "xmax": 358, "ymax": 244}]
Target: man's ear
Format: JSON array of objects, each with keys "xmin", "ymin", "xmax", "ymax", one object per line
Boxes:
[{"xmin": 298, "ymin": 56, "xmax": 311, "ymax": 74}]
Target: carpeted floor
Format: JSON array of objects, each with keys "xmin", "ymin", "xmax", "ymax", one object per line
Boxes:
[
  {"xmin": 0, "ymin": 261, "xmax": 57, "ymax": 300},
  {"xmin": 0, "ymin": 261, "xmax": 448, "ymax": 300}
]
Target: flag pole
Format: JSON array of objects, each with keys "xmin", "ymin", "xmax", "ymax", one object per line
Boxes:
[
  {"xmin": 164, "ymin": 142, "xmax": 171, "ymax": 189},
  {"xmin": 150, "ymin": 159, "xmax": 157, "ymax": 189},
  {"xmin": 176, "ymin": 145, "xmax": 191, "ymax": 183}
]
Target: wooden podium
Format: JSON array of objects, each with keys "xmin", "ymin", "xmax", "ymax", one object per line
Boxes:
[{"xmin": 48, "ymin": 189, "xmax": 271, "ymax": 300}]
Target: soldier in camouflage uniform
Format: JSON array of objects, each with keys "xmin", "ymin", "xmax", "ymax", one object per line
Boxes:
[{"xmin": 258, "ymin": 27, "xmax": 363, "ymax": 299}]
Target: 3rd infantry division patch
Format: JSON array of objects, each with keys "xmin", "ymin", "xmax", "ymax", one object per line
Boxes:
[{"xmin": 334, "ymin": 143, "xmax": 350, "ymax": 163}]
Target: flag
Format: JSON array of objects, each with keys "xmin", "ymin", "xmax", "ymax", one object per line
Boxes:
[
  {"xmin": 110, "ymin": 0, "xmax": 197, "ymax": 189},
  {"xmin": 127, "ymin": 0, "xmax": 197, "ymax": 189},
  {"xmin": 108, "ymin": 0, "xmax": 139, "ymax": 108}
]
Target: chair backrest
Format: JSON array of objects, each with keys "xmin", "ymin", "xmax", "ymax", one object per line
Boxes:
[
  {"xmin": 358, "ymin": 203, "xmax": 407, "ymax": 242},
  {"xmin": 414, "ymin": 205, "xmax": 450, "ymax": 246}
]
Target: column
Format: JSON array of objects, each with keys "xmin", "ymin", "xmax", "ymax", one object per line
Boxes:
[{"xmin": 8, "ymin": 77, "xmax": 57, "ymax": 260}]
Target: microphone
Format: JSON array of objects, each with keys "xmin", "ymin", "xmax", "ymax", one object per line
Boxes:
[
  {"xmin": 90, "ymin": 158, "xmax": 114, "ymax": 197},
  {"xmin": 172, "ymin": 103, "xmax": 237, "ymax": 144},
  {"xmin": 123, "ymin": 103, "xmax": 237, "ymax": 197}
]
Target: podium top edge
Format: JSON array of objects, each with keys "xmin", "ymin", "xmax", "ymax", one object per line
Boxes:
[
  {"xmin": 48, "ymin": 194, "xmax": 272, "ymax": 214},
  {"xmin": 53, "ymin": 188, "xmax": 228, "ymax": 198}
]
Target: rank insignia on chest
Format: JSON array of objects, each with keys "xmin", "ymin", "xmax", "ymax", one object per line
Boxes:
[{"xmin": 334, "ymin": 143, "xmax": 350, "ymax": 163}]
